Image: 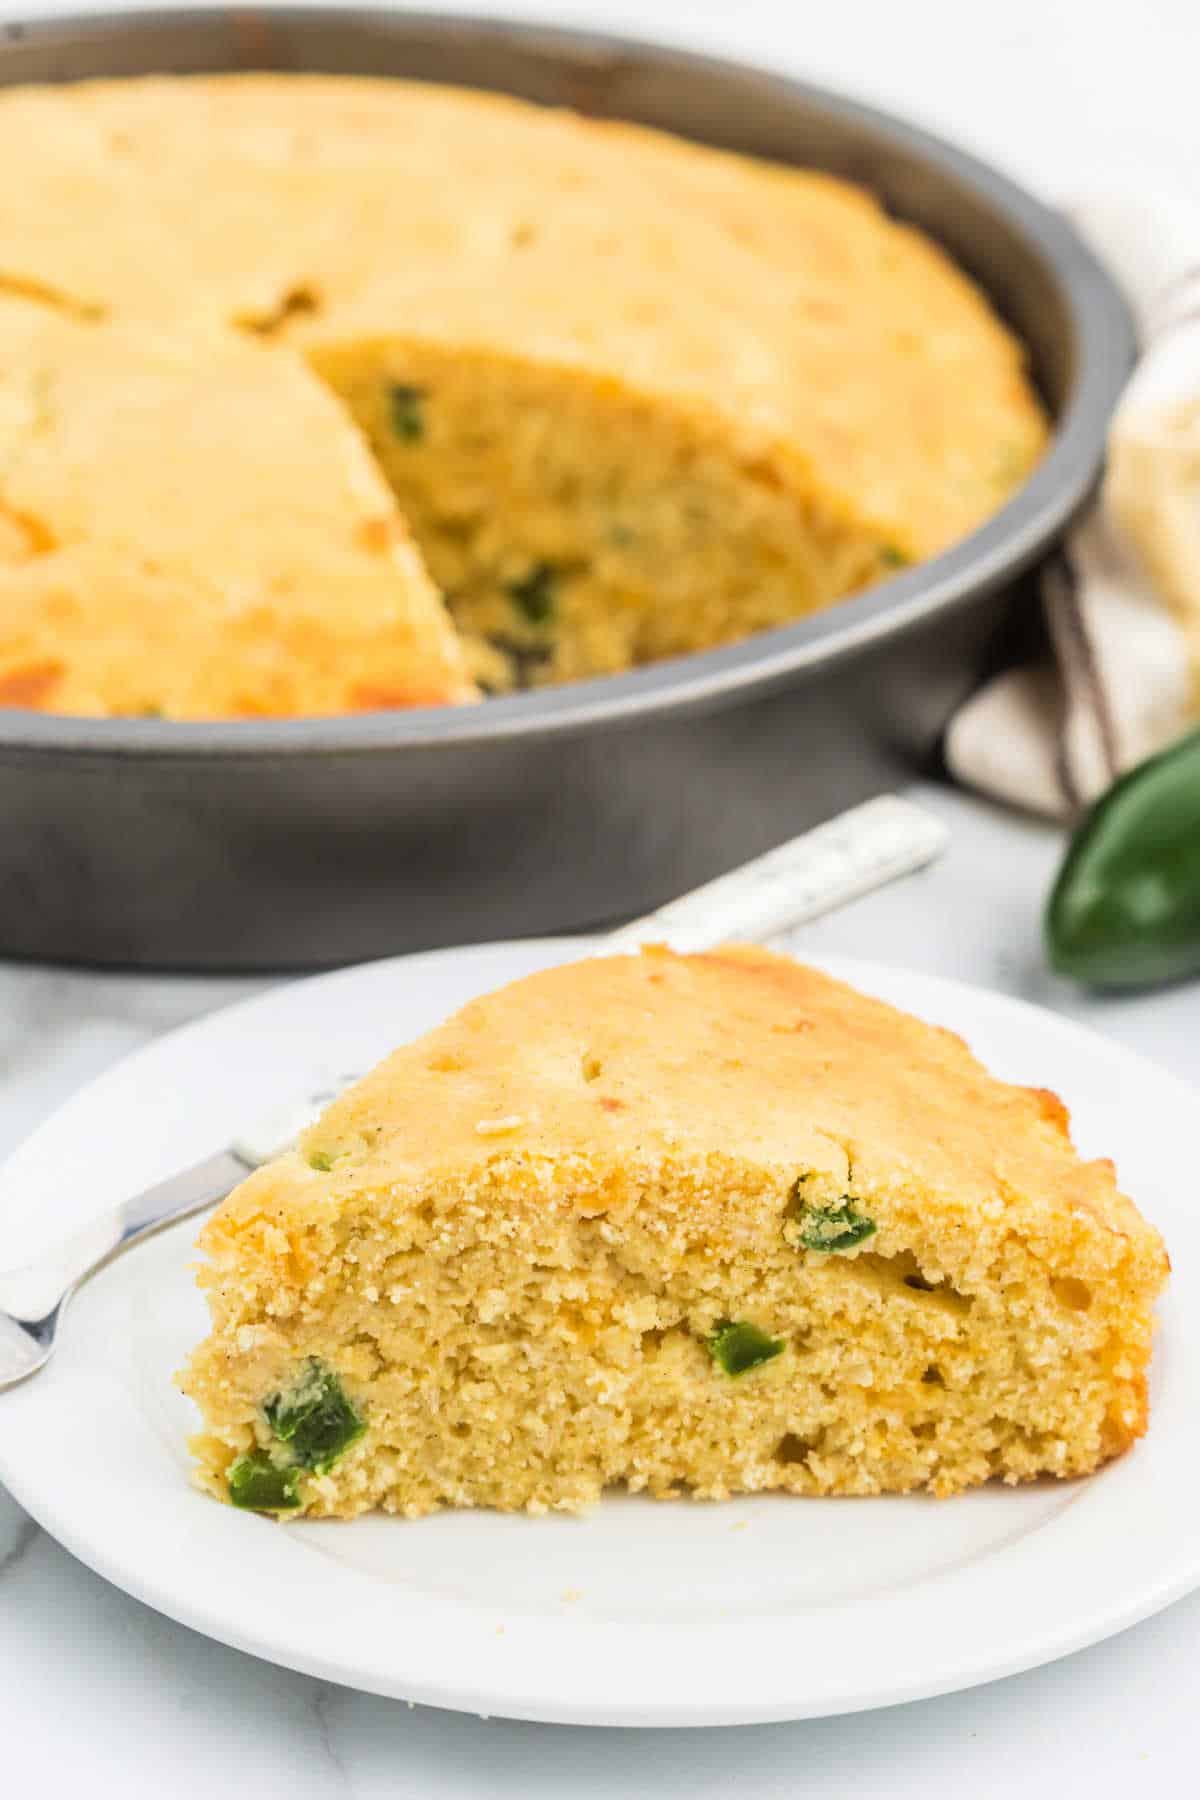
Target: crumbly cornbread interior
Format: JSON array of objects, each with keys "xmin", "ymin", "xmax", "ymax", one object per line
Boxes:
[
  {"xmin": 0, "ymin": 74, "xmax": 1049, "ymax": 712},
  {"xmin": 309, "ymin": 335, "xmax": 908, "ymax": 691},
  {"xmin": 180, "ymin": 946, "xmax": 1167, "ymax": 1519}
]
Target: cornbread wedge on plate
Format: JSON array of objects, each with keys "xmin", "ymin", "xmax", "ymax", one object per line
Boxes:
[
  {"xmin": 0, "ymin": 298, "xmax": 474, "ymax": 718},
  {"xmin": 180, "ymin": 946, "xmax": 1167, "ymax": 1519}
]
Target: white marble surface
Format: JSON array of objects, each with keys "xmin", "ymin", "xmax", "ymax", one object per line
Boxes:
[
  {"xmin": 3, "ymin": 0, "xmax": 1200, "ymax": 1790},
  {"xmin": 2, "ymin": 785, "xmax": 1199, "ymax": 1796}
]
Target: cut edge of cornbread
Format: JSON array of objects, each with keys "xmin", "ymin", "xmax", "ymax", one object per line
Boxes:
[
  {"xmin": 178, "ymin": 946, "xmax": 1168, "ymax": 1520},
  {"xmin": 306, "ymin": 331, "xmax": 916, "ymax": 690}
]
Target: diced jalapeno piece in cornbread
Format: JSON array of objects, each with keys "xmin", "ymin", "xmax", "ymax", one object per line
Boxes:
[
  {"xmin": 227, "ymin": 1449, "xmax": 303, "ymax": 1512},
  {"xmin": 263, "ymin": 1358, "xmax": 365, "ymax": 1474},
  {"xmin": 799, "ymin": 1201, "xmax": 877, "ymax": 1252},
  {"xmin": 706, "ymin": 1320, "xmax": 785, "ymax": 1376},
  {"xmin": 505, "ymin": 562, "xmax": 558, "ymax": 626},
  {"xmin": 387, "ymin": 382, "xmax": 427, "ymax": 442},
  {"xmin": 307, "ymin": 1151, "xmax": 334, "ymax": 1172}
]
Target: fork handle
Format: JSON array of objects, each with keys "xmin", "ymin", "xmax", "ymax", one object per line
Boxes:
[
  {"xmin": 0, "ymin": 1149, "xmax": 250, "ymax": 1325},
  {"xmin": 604, "ymin": 794, "xmax": 948, "ymax": 953}
]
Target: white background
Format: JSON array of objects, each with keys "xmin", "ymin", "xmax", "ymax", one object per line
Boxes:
[{"xmin": 2, "ymin": 1, "xmax": 1199, "ymax": 1793}]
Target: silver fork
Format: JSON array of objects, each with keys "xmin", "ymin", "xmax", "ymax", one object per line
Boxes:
[
  {"xmin": 0, "ymin": 1104, "xmax": 323, "ymax": 1389},
  {"xmin": 0, "ymin": 794, "xmax": 947, "ymax": 1390}
]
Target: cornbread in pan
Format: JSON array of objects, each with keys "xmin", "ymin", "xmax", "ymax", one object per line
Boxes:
[
  {"xmin": 180, "ymin": 946, "xmax": 1167, "ymax": 1519},
  {"xmin": 0, "ymin": 74, "xmax": 1048, "ymax": 707},
  {"xmin": 0, "ymin": 299, "xmax": 474, "ymax": 718}
]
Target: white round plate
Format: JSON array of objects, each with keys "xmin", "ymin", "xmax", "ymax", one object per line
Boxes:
[{"xmin": 0, "ymin": 940, "xmax": 1197, "ymax": 1727}]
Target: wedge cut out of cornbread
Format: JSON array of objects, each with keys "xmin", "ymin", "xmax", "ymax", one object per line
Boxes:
[
  {"xmin": 0, "ymin": 298, "xmax": 474, "ymax": 717},
  {"xmin": 1, "ymin": 74, "xmax": 1048, "ymax": 704},
  {"xmin": 179, "ymin": 946, "xmax": 1167, "ymax": 1518}
]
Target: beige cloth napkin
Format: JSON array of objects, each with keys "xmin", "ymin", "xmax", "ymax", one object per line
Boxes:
[{"xmin": 944, "ymin": 182, "xmax": 1200, "ymax": 818}]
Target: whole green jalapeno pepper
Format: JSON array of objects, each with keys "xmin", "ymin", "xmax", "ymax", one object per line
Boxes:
[{"xmin": 1046, "ymin": 726, "xmax": 1200, "ymax": 990}]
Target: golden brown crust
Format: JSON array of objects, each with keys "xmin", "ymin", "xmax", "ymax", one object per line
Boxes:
[
  {"xmin": 0, "ymin": 300, "xmax": 474, "ymax": 717},
  {"xmin": 213, "ymin": 945, "xmax": 1162, "ymax": 1270},
  {"xmin": 96, "ymin": 75, "xmax": 1049, "ymax": 552},
  {"xmin": 0, "ymin": 74, "xmax": 1047, "ymax": 714}
]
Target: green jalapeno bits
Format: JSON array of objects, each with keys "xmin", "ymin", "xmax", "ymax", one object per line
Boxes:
[
  {"xmin": 798, "ymin": 1201, "xmax": 877, "ymax": 1252},
  {"xmin": 505, "ymin": 562, "xmax": 557, "ymax": 626},
  {"xmin": 227, "ymin": 1450, "xmax": 302, "ymax": 1512},
  {"xmin": 706, "ymin": 1320, "xmax": 785, "ymax": 1377},
  {"xmin": 263, "ymin": 1358, "xmax": 365, "ymax": 1475},
  {"xmin": 387, "ymin": 382, "xmax": 427, "ymax": 442}
]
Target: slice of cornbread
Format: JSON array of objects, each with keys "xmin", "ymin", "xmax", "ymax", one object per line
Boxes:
[
  {"xmin": 0, "ymin": 299, "xmax": 474, "ymax": 717},
  {"xmin": 0, "ymin": 74, "xmax": 1048, "ymax": 700},
  {"xmin": 180, "ymin": 946, "xmax": 1167, "ymax": 1519}
]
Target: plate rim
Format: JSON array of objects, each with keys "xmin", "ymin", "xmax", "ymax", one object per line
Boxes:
[{"xmin": 0, "ymin": 939, "xmax": 1197, "ymax": 1728}]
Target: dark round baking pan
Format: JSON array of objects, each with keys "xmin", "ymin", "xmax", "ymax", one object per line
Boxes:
[{"xmin": 0, "ymin": 8, "xmax": 1134, "ymax": 970}]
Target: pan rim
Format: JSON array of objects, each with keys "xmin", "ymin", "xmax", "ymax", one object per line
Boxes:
[{"xmin": 0, "ymin": 5, "xmax": 1134, "ymax": 759}]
